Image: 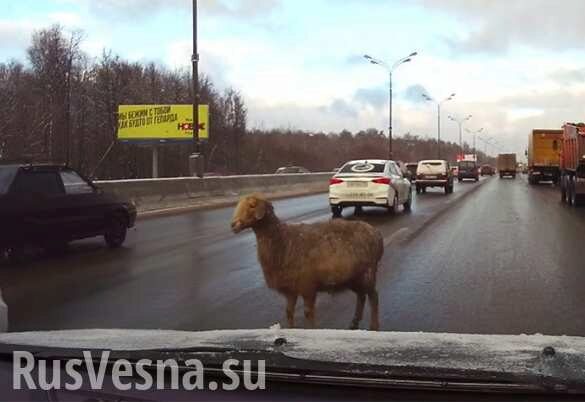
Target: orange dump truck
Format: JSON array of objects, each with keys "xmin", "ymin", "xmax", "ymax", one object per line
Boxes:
[
  {"xmin": 527, "ymin": 129, "xmax": 562, "ymax": 184},
  {"xmin": 560, "ymin": 123, "xmax": 585, "ymax": 206}
]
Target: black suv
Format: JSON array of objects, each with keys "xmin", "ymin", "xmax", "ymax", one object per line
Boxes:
[
  {"xmin": 0, "ymin": 164, "xmax": 136, "ymax": 255},
  {"xmin": 457, "ymin": 160, "xmax": 479, "ymax": 182}
]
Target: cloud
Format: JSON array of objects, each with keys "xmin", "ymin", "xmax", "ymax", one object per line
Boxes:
[
  {"xmin": 419, "ymin": 0, "xmax": 585, "ymax": 53},
  {"xmin": 403, "ymin": 84, "xmax": 428, "ymax": 103},
  {"xmin": 166, "ymin": 40, "xmax": 231, "ymax": 89},
  {"xmin": 48, "ymin": 12, "xmax": 83, "ymax": 27},
  {"xmin": 345, "ymin": 54, "xmax": 365, "ymax": 65},
  {"xmin": 0, "ymin": 13, "xmax": 83, "ymax": 53},
  {"xmin": 548, "ymin": 68, "xmax": 585, "ymax": 85},
  {"xmin": 324, "ymin": 99, "xmax": 359, "ymax": 118},
  {"xmin": 498, "ymin": 89, "xmax": 585, "ymax": 113},
  {"xmin": 354, "ymin": 87, "xmax": 386, "ymax": 109},
  {"xmin": 86, "ymin": 0, "xmax": 280, "ymax": 20},
  {"xmin": 246, "ymin": 81, "xmax": 585, "ymax": 159},
  {"xmin": 0, "ymin": 20, "xmax": 35, "ymax": 49},
  {"xmin": 248, "ymin": 100, "xmax": 384, "ymax": 133}
]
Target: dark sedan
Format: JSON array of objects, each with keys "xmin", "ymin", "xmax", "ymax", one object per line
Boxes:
[{"xmin": 0, "ymin": 164, "xmax": 136, "ymax": 258}]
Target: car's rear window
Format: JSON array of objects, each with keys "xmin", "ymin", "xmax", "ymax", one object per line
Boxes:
[
  {"xmin": 418, "ymin": 161, "xmax": 447, "ymax": 173},
  {"xmin": 458, "ymin": 161, "xmax": 476, "ymax": 168},
  {"xmin": 0, "ymin": 167, "xmax": 18, "ymax": 194},
  {"xmin": 339, "ymin": 162, "xmax": 385, "ymax": 174}
]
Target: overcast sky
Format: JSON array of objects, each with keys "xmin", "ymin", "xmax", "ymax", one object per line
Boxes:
[{"xmin": 3, "ymin": 0, "xmax": 585, "ymax": 159}]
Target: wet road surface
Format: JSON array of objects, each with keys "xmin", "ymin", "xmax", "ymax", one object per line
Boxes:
[{"xmin": 3, "ymin": 175, "xmax": 583, "ymax": 336}]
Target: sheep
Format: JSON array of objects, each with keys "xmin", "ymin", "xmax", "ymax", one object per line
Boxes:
[{"xmin": 231, "ymin": 193, "xmax": 384, "ymax": 330}]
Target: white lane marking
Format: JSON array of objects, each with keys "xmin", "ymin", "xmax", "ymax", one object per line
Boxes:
[{"xmin": 383, "ymin": 227, "xmax": 409, "ymax": 248}]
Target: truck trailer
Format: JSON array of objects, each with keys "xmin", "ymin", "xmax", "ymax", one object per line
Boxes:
[
  {"xmin": 560, "ymin": 123, "xmax": 585, "ymax": 206},
  {"xmin": 527, "ymin": 129, "xmax": 562, "ymax": 184},
  {"xmin": 497, "ymin": 153, "xmax": 517, "ymax": 178}
]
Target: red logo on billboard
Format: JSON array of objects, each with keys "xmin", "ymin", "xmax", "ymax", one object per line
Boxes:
[{"xmin": 178, "ymin": 122, "xmax": 206, "ymax": 131}]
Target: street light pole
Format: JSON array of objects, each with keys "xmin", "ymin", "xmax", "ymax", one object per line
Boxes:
[
  {"xmin": 465, "ymin": 127, "xmax": 483, "ymax": 160},
  {"xmin": 437, "ymin": 103, "xmax": 441, "ymax": 158},
  {"xmin": 478, "ymin": 135, "xmax": 495, "ymax": 158},
  {"xmin": 422, "ymin": 93, "xmax": 455, "ymax": 159},
  {"xmin": 189, "ymin": 0, "xmax": 203, "ymax": 177},
  {"xmin": 388, "ymin": 70, "xmax": 393, "ymax": 159},
  {"xmin": 364, "ymin": 51, "xmax": 417, "ymax": 160},
  {"xmin": 448, "ymin": 114, "xmax": 472, "ymax": 155}
]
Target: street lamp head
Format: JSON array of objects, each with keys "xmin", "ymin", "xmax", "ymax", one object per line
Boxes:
[
  {"xmin": 409, "ymin": 51, "xmax": 418, "ymax": 57},
  {"xmin": 402, "ymin": 58, "xmax": 411, "ymax": 64},
  {"xmin": 364, "ymin": 54, "xmax": 372, "ymax": 60}
]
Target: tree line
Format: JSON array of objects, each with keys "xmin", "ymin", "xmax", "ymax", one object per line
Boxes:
[{"xmin": 0, "ymin": 25, "xmax": 494, "ymax": 179}]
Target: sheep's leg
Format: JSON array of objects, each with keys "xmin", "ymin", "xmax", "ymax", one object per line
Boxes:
[
  {"xmin": 368, "ymin": 289, "xmax": 380, "ymax": 331},
  {"xmin": 302, "ymin": 293, "xmax": 317, "ymax": 328},
  {"xmin": 350, "ymin": 292, "xmax": 366, "ymax": 330},
  {"xmin": 286, "ymin": 294, "xmax": 298, "ymax": 328}
]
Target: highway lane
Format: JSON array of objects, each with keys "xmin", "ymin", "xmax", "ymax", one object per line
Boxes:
[
  {"xmin": 374, "ymin": 175, "xmax": 585, "ymax": 337},
  {"xmin": 0, "ymin": 179, "xmax": 485, "ymax": 332}
]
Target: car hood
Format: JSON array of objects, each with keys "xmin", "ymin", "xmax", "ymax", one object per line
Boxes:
[{"xmin": 1, "ymin": 329, "xmax": 585, "ymax": 387}]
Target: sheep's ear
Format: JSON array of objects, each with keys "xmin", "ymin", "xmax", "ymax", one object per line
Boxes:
[{"xmin": 254, "ymin": 200, "xmax": 266, "ymax": 220}]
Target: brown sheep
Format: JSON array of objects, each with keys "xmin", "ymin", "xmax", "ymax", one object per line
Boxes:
[{"xmin": 231, "ymin": 193, "xmax": 384, "ymax": 330}]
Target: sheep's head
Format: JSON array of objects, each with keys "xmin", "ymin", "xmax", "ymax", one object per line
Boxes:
[{"xmin": 231, "ymin": 194, "xmax": 273, "ymax": 233}]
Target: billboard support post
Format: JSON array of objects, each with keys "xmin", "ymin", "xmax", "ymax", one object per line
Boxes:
[{"xmin": 152, "ymin": 146, "xmax": 159, "ymax": 178}]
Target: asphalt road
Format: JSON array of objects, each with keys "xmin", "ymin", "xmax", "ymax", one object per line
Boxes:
[{"xmin": 3, "ymin": 175, "xmax": 585, "ymax": 336}]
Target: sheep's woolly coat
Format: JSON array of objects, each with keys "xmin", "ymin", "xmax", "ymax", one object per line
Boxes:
[
  {"xmin": 232, "ymin": 194, "xmax": 383, "ymax": 330},
  {"xmin": 253, "ymin": 210, "xmax": 383, "ymax": 295}
]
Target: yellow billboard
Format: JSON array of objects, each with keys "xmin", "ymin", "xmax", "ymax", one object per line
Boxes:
[{"xmin": 117, "ymin": 104, "xmax": 209, "ymax": 142}]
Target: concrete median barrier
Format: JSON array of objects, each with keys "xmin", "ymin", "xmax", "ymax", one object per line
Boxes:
[{"xmin": 95, "ymin": 173, "xmax": 332, "ymax": 213}]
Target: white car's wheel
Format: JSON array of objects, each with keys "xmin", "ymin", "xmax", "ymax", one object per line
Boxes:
[
  {"xmin": 403, "ymin": 190, "xmax": 412, "ymax": 212},
  {"xmin": 388, "ymin": 194, "xmax": 400, "ymax": 214}
]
